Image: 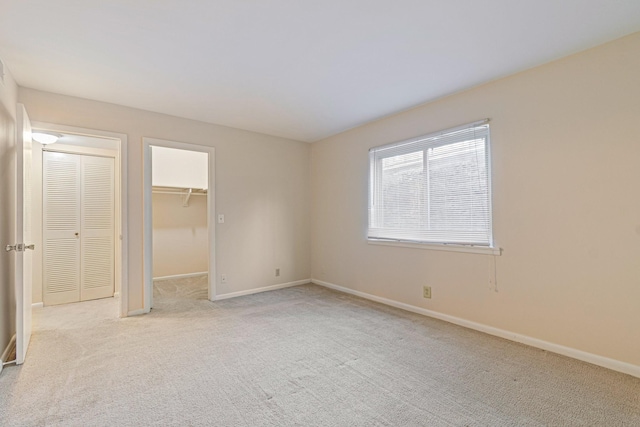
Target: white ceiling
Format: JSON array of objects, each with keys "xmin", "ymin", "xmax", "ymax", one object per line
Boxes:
[{"xmin": 1, "ymin": 1, "xmax": 640, "ymax": 142}]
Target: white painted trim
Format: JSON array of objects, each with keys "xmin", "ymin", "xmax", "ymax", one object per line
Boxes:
[
  {"xmin": 312, "ymin": 279, "xmax": 640, "ymax": 379},
  {"xmin": 143, "ymin": 137, "xmax": 216, "ymax": 313},
  {"xmin": 42, "ymin": 144, "xmax": 117, "ymax": 158},
  {"xmin": 113, "ymin": 292, "xmax": 120, "ymax": 298},
  {"xmin": 215, "ymin": 279, "xmax": 310, "ymax": 301},
  {"xmin": 153, "ymin": 271, "xmax": 208, "ymax": 281},
  {"xmin": 0, "ymin": 335, "xmax": 17, "ymax": 375},
  {"xmin": 1, "ymin": 335, "xmax": 16, "ymax": 362},
  {"xmin": 367, "ymin": 239, "xmax": 502, "ymax": 255},
  {"xmin": 31, "ymin": 121, "xmax": 129, "ymax": 318},
  {"xmin": 127, "ymin": 309, "xmax": 146, "ymax": 317},
  {"xmin": 31, "ymin": 302, "xmax": 43, "ymax": 309}
]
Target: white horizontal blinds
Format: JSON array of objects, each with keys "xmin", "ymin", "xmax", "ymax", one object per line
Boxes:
[{"xmin": 369, "ymin": 120, "xmax": 492, "ymax": 246}]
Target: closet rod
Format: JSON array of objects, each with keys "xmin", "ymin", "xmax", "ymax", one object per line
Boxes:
[{"xmin": 152, "ymin": 186, "xmax": 207, "ymax": 207}]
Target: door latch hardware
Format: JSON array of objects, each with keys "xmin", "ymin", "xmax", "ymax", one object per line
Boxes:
[{"xmin": 4, "ymin": 243, "xmax": 34, "ymax": 252}]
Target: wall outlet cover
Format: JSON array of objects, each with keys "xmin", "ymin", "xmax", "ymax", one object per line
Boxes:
[{"xmin": 423, "ymin": 286, "xmax": 432, "ymax": 299}]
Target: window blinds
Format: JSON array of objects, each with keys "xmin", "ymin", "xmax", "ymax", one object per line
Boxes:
[{"xmin": 368, "ymin": 120, "xmax": 492, "ymax": 246}]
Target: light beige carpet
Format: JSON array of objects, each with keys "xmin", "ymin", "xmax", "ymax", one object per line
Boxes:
[{"xmin": 0, "ymin": 278, "xmax": 638, "ymax": 426}]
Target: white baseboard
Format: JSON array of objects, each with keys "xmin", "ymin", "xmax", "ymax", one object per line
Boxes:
[
  {"xmin": 215, "ymin": 279, "xmax": 311, "ymax": 301},
  {"xmin": 312, "ymin": 279, "xmax": 640, "ymax": 379},
  {"xmin": 153, "ymin": 271, "xmax": 208, "ymax": 281},
  {"xmin": 31, "ymin": 302, "xmax": 44, "ymax": 309},
  {"xmin": 0, "ymin": 335, "xmax": 16, "ymax": 375},
  {"xmin": 113, "ymin": 292, "xmax": 120, "ymax": 298}
]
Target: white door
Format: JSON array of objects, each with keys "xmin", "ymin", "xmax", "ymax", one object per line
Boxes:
[
  {"xmin": 43, "ymin": 152, "xmax": 81, "ymax": 305},
  {"xmin": 80, "ymin": 155, "xmax": 115, "ymax": 301},
  {"xmin": 43, "ymin": 152, "xmax": 114, "ymax": 305},
  {"xmin": 13, "ymin": 104, "xmax": 33, "ymax": 365}
]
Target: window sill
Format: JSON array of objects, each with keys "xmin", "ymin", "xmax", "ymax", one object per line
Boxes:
[{"xmin": 367, "ymin": 239, "xmax": 502, "ymax": 255}]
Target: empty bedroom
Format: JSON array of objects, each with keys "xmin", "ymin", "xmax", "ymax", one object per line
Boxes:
[{"xmin": 0, "ymin": 1, "xmax": 639, "ymax": 425}]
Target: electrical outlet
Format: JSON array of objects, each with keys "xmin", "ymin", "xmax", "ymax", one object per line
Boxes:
[
  {"xmin": 423, "ymin": 286, "xmax": 432, "ymax": 299},
  {"xmin": 275, "ymin": 268, "xmax": 280, "ymax": 277},
  {"xmin": 221, "ymin": 274, "xmax": 227, "ymax": 284}
]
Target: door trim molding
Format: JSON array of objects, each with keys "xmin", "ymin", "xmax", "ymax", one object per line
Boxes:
[
  {"xmin": 32, "ymin": 122, "xmax": 128, "ymax": 317},
  {"xmin": 0, "ymin": 335, "xmax": 16, "ymax": 375},
  {"xmin": 142, "ymin": 138, "xmax": 216, "ymax": 314}
]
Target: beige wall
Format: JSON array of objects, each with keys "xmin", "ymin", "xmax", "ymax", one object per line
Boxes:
[
  {"xmin": 19, "ymin": 88, "xmax": 311, "ymax": 312},
  {"xmin": 0, "ymin": 66, "xmax": 18, "ymax": 355},
  {"xmin": 152, "ymin": 193, "xmax": 208, "ymax": 278},
  {"xmin": 311, "ymin": 32, "xmax": 640, "ymax": 366}
]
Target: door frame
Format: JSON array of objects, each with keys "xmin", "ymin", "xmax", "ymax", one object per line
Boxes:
[
  {"xmin": 32, "ymin": 122, "xmax": 129, "ymax": 317},
  {"xmin": 142, "ymin": 138, "xmax": 216, "ymax": 313}
]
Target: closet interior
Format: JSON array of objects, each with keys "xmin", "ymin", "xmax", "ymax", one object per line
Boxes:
[{"xmin": 151, "ymin": 146, "xmax": 209, "ymax": 299}]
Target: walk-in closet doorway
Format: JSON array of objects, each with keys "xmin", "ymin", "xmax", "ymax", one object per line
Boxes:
[{"xmin": 142, "ymin": 138, "xmax": 215, "ymax": 313}]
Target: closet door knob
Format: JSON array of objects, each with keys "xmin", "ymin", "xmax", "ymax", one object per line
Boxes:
[{"xmin": 75, "ymin": 232, "xmax": 79, "ymax": 237}]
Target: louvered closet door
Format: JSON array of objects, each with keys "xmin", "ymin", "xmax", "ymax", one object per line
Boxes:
[
  {"xmin": 43, "ymin": 152, "xmax": 115, "ymax": 305},
  {"xmin": 43, "ymin": 152, "xmax": 81, "ymax": 305},
  {"xmin": 80, "ymin": 155, "xmax": 114, "ymax": 301}
]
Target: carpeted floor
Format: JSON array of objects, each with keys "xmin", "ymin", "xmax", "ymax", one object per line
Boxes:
[{"xmin": 0, "ymin": 278, "xmax": 639, "ymax": 426}]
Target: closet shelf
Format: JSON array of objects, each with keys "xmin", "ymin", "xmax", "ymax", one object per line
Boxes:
[{"xmin": 152, "ymin": 186, "xmax": 207, "ymax": 207}]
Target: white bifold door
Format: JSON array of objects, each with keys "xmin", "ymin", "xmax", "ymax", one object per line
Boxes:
[{"xmin": 43, "ymin": 152, "xmax": 115, "ymax": 305}]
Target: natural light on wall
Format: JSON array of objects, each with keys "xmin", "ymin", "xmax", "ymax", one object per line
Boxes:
[{"xmin": 368, "ymin": 120, "xmax": 493, "ymax": 247}]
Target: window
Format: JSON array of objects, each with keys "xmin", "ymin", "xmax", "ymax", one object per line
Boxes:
[{"xmin": 368, "ymin": 120, "xmax": 493, "ymax": 247}]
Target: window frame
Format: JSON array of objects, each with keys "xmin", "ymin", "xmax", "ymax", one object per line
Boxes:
[{"xmin": 367, "ymin": 119, "xmax": 499, "ymax": 255}]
